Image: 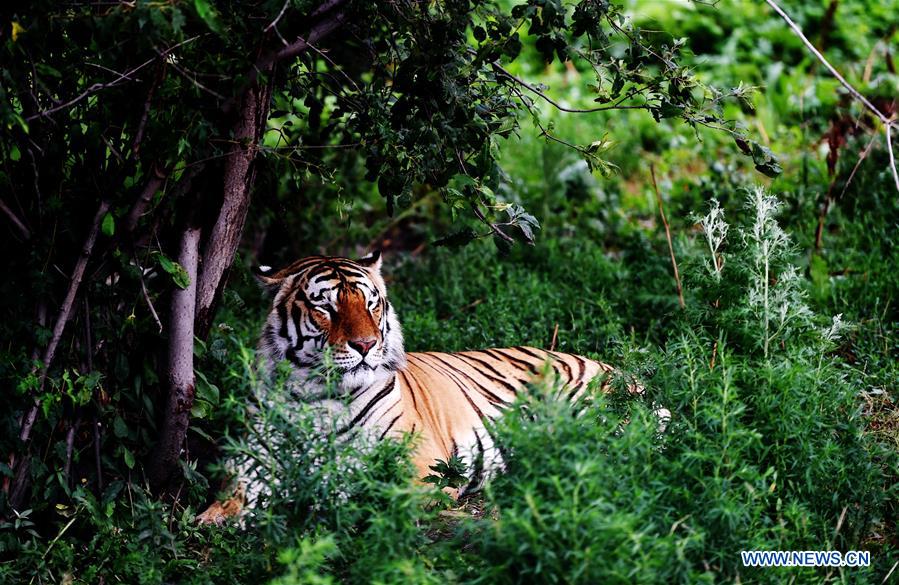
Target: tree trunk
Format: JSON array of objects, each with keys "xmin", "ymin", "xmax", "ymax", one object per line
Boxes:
[
  {"xmin": 149, "ymin": 82, "xmax": 271, "ymax": 490},
  {"xmin": 148, "ymin": 4, "xmax": 347, "ymax": 491},
  {"xmin": 148, "ymin": 224, "xmax": 201, "ymax": 491},
  {"xmin": 195, "ymin": 81, "xmax": 272, "ymax": 340}
]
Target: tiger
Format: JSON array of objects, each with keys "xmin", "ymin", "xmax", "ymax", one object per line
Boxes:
[{"xmin": 196, "ymin": 252, "xmax": 661, "ymax": 524}]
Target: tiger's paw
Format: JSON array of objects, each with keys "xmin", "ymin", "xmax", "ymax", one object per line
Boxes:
[{"xmin": 195, "ymin": 494, "xmax": 244, "ymax": 525}]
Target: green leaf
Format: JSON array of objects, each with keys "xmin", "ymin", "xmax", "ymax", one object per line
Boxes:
[
  {"xmin": 113, "ymin": 416, "xmax": 128, "ymax": 438},
  {"xmin": 154, "ymin": 252, "xmax": 191, "ymax": 289},
  {"xmin": 191, "ymin": 401, "xmax": 210, "ymax": 419},
  {"xmin": 750, "ymin": 141, "xmax": 783, "ymax": 178},
  {"xmin": 101, "ymin": 212, "xmax": 115, "ymax": 237},
  {"xmin": 195, "ymin": 369, "xmax": 220, "ymax": 405},
  {"xmin": 194, "ymin": 0, "xmax": 223, "ymax": 34},
  {"xmin": 123, "ymin": 447, "xmax": 135, "ymax": 469}
]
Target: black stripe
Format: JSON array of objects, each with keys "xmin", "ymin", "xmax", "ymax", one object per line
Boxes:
[
  {"xmin": 399, "ymin": 370, "xmax": 420, "ymax": 413},
  {"xmin": 421, "ymin": 356, "xmax": 484, "ymax": 418},
  {"xmin": 569, "ymin": 354, "xmax": 585, "ymax": 384},
  {"xmin": 566, "ymin": 381, "xmax": 584, "ymax": 400},
  {"xmin": 485, "ymin": 348, "xmax": 539, "ymax": 374},
  {"xmin": 547, "ymin": 351, "xmax": 574, "ymax": 381},
  {"xmin": 514, "ymin": 345, "xmax": 566, "ymax": 384},
  {"xmin": 379, "ymin": 413, "xmax": 403, "ymax": 439},
  {"xmin": 513, "ymin": 346, "xmax": 548, "ymax": 361},
  {"xmin": 350, "ymin": 376, "xmax": 396, "ymax": 427},
  {"xmin": 372, "ymin": 399, "xmax": 401, "ymax": 425},
  {"xmin": 286, "ymin": 350, "xmax": 315, "ymax": 368},
  {"xmin": 277, "ymin": 300, "xmax": 289, "ymax": 340},
  {"xmin": 427, "ymin": 355, "xmax": 510, "ymax": 406},
  {"xmin": 453, "ymin": 353, "xmax": 520, "ymax": 394}
]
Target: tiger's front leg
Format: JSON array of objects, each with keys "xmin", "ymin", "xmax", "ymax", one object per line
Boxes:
[{"xmin": 195, "ymin": 481, "xmax": 246, "ymax": 525}]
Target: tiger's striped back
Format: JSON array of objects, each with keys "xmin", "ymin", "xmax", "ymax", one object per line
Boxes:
[{"xmin": 348, "ymin": 346, "xmax": 622, "ymax": 494}]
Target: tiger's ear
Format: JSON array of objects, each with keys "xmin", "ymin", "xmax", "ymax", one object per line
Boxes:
[
  {"xmin": 253, "ymin": 265, "xmax": 284, "ymax": 289},
  {"xmin": 357, "ymin": 250, "xmax": 382, "ymax": 272}
]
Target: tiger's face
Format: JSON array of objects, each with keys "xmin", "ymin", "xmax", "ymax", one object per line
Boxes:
[{"xmin": 257, "ymin": 252, "xmax": 405, "ymax": 392}]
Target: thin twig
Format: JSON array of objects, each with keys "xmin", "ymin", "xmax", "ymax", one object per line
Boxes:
[
  {"xmin": 815, "ymin": 130, "xmax": 879, "ymax": 251},
  {"xmin": 883, "ymin": 560, "xmax": 899, "ymax": 584},
  {"xmin": 131, "ymin": 64, "xmax": 165, "ymax": 157},
  {"xmin": 26, "ymin": 35, "xmax": 201, "ymax": 121},
  {"xmin": 549, "ymin": 323, "xmax": 559, "ymax": 352},
  {"xmin": 650, "ymin": 166, "xmax": 685, "ymax": 309},
  {"xmin": 304, "ymin": 38, "xmax": 362, "ymax": 94},
  {"xmin": 764, "ymin": 0, "xmax": 899, "ymax": 193},
  {"xmin": 838, "ymin": 130, "xmax": 879, "ymax": 200},
  {"xmin": 83, "ymin": 297, "xmax": 103, "ymax": 493},
  {"xmin": 470, "ymin": 202, "xmax": 515, "ymax": 245},
  {"xmin": 63, "ymin": 418, "xmax": 79, "ymax": 487},
  {"xmin": 137, "ymin": 258, "xmax": 163, "ymax": 333},
  {"xmin": 264, "ymin": 0, "xmax": 291, "ymax": 33},
  {"xmin": 886, "ymin": 122, "xmax": 899, "ymax": 192},
  {"xmin": 158, "ymin": 49, "xmax": 226, "ymax": 100},
  {"xmin": 0, "ymin": 197, "xmax": 31, "ymax": 239},
  {"xmin": 486, "ymin": 55, "xmax": 647, "ymax": 114},
  {"xmin": 93, "ymin": 417, "xmax": 103, "ymax": 492},
  {"xmin": 85, "ymin": 62, "xmax": 142, "ymax": 82}
]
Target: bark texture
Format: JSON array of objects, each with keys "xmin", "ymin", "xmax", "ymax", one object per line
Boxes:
[
  {"xmin": 195, "ymin": 81, "xmax": 272, "ymax": 339},
  {"xmin": 148, "ymin": 225, "xmax": 201, "ymax": 490}
]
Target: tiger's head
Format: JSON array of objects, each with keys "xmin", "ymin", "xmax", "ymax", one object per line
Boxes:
[{"xmin": 256, "ymin": 252, "xmax": 405, "ymax": 392}]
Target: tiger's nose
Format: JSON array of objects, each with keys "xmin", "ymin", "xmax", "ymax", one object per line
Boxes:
[{"xmin": 348, "ymin": 337, "xmax": 377, "ymax": 357}]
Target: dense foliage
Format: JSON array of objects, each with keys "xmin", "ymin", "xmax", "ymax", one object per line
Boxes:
[{"xmin": 1, "ymin": 0, "xmax": 897, "ymax": 583}]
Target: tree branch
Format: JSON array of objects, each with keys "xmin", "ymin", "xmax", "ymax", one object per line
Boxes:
[
  {"xmin": 764, "ymin": 0, "xmax": 899, "ymax": 193},
  {"xmin": 8, "ymin": 200, "xmax": 109, "ymax": 509},
  {"xmin": 483, "ymin": 53, "xmax": 647, "ymax": 114},
  {"xmin": 471, "ymin": 202, "xmax": 515, "ymax": 245},
  {"xmin": 26, "ymin": 36, "xmax": 201, "ymax": 122},
  {"xmin": 0, "ymin": 197, "xmax": 31, "ymax": 240},
  {"xmin": 124, "ymin": 165, "xmax": 168, "ymax": 235},
  {"xmin": 18, "ymin": 201, "xmax": 110, "ymax": 443},
  {"xmin": 233, "ymin": 0, "xmax": 349, "ymax": 104}
]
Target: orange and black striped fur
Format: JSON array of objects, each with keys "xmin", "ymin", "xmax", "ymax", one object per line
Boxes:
[{"xmin": 197, "ymin": 253, "xmax": 640, "ymax": 524}]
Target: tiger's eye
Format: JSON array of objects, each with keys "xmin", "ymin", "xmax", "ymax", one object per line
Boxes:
[{"xmin": 311, "ymin": 308, "xmax": 330, "ymax": 329}]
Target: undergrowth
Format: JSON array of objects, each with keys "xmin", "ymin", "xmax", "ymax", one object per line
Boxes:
[{"xmin": 5, "ymin": 180, "xmax": 895, "ymax": 583}]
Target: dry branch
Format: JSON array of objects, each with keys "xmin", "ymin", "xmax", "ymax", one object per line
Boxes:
[
  {"xmin": 650, "ymin": 166, "xmax": 685, "ymax": 309},
  {"xmin": 19, "ymin": 201, "xmax": 109, "ymax": 445},
  {"xmin": 124, "ymin": 166, "xmax": 168, "ymax": 235},
  {"xmin": 8, "ymin": 200, "xmax": 109, "ymax": 508},
  {"xmin": 26, "ymin": 36, "xmax": 201, "ymax": 122},
  {"xmin": 764, "ymin": 0, "xmax": 899, "ymax": 193},
  {"xmin": 0, "ymin": 197, "xmax": 30, "ymax": 240}
]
